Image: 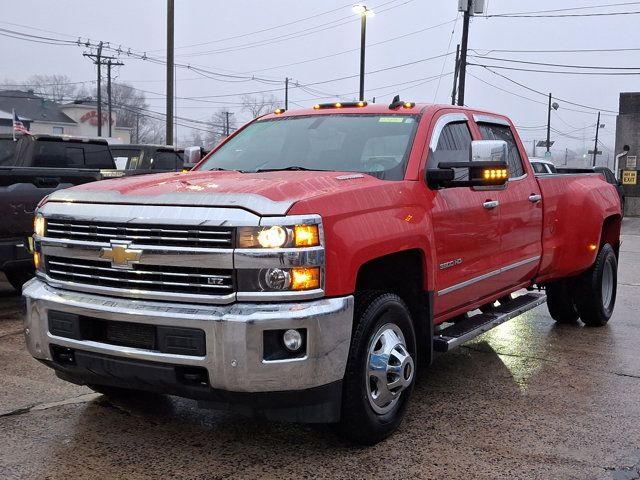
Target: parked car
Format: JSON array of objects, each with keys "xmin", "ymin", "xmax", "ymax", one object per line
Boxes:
[
  {"xmin": 529, "ymin": 157, "xmax": 557, "ymax": 174},
  {"xmin": 25, "ymin": 102, "xmax": 621, "ymax": 444},
  {"xmin": 111, "ymin": 144, "xmax": 185, "ymax": 171},
  {"xmin": 0, "ymin": 134, "xmax": 129, "ymax": 290},
  {"xmin": 557, "ymin": 166, "xmax": 625, "ymax": 215}
]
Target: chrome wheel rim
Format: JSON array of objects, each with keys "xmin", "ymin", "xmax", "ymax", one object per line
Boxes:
[
  {"xmin": 366, "ymin": 323, "xmax": 414, "ymax": 415},
  {"xmin": 602, "ymin": 260, "xmax": 614, "ymax": 311}
]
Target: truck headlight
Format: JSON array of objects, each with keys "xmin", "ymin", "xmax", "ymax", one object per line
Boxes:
[
  {"xmin": 34, "ymin": 215, "xmax": 45, "ymax": 237},
  {"xmin": 238, "ymin": 224, "xmax": 320, "ymax": 248}
]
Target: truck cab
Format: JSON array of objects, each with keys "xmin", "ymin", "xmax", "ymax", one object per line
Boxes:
[{"xmin": 23, "ymin": 102, "xmax": 621, "ymax": 444}]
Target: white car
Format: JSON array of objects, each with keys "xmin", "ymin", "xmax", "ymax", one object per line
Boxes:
[{"xmin": 529, "ymin": 157, "xmax": 557, "ymax": 174}]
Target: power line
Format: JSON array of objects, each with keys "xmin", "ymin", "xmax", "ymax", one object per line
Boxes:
[
  {"xmin": 470, "ymin": 47, "xmax": 640, "ymax": 54},
  {"xmin": 469, "ymin": 62, "xmax": 640, "ymax": 76},
  {"xmin": 468, "ymin": 54, "xmax": 640, "ymax": 70},
  {"xmin": 487, "ymin": 1, "xmax": 640, "ymax": 16},
  {"xmin": 174, "ymin": 0, "xmax": 414, "ymax": 58},
  {"xmin": 477, "ymin": 66, "xmax": 619, "ymax": 114},
  {"xmin": 488, "ymin": 11, "xmax": 640, "ymax": 18}
]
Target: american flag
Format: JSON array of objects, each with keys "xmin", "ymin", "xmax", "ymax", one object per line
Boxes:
[{"xmin": 12, "ymin": 109, "xmax": 30, "ymax": 139}]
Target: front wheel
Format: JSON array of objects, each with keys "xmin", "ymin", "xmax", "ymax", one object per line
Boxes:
[
  {"xmin": 573, "ymin": 243, "xmax": 617, "ymax": 327},
  {"xmin": 340, "ymin": 292, "xmax": 416, "ymax": 445}
]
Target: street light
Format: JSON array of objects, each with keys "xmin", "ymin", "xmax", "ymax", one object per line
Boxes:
[
  {"xmin": 546, "ymin": 93, "xmax": 559, "ymax": 156},
  {"xmin": 353, "ymin": 4, "xmax": 374, "ymax": 101}
]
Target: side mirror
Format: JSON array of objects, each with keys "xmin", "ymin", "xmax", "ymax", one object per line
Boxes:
[
  {"xmin": 184, "ymin": 146, "xmax": 202, "ymax": 166},
  {"xmin": 428, "ymin": 140, "xmax": 509, "ymax": 189}
]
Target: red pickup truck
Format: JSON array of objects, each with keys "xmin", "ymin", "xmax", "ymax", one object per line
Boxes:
[{"xmin": 23, "ymin": 101, "xmax": 621, "ymax": 444}]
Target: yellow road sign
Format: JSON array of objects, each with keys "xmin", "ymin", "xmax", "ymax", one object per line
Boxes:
[{"xmin": 622, "ymin": 170, "xmax": 637, "ymax": 185}]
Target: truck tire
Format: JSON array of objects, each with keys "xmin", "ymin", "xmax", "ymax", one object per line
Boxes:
[
  {"xmin": 545, "ymin": 280, "xmax": 579, "ymax": 323},
  {"xmin": 573, "ymin": 243, "xmax": 617, "ymax": 327},
  {"xmin": 3, "ymin": 266, "xmax": 34, "ymax": 292},
  {"xmin": 340, "ymin": 292, "xmax": 416, "ymax": 445}
]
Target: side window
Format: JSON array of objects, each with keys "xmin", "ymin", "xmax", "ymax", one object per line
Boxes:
[
  {"xmin": 531, "ymin": 162, "xmax": 546, "ymax": 174},
  {"xmin": 430, "ymin": 122, "xmax": 472, "ymax": 181},
  {"xmin": 152, "ymin": 151, "xmax": 180, "ymax": 170},
  {"xmin": 478, "ymin": 123, "xmax": 525, "ymax": 178}
]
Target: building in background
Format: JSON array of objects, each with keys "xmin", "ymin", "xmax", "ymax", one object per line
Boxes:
[
  {"xmin": 0, "ymin": 90, "xmax": 130, "ymax": 142},
  {"xmin": 615, "ymin": 92, "xmax": 640, "ymax": 216}
]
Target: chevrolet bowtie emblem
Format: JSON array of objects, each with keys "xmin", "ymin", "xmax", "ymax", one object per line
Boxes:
[{"xmin": 100, "ymin": 242, "xmax": 143, "ymax": 269}]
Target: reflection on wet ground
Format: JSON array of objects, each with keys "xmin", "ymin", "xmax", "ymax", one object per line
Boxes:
[{"xmin": 2, "ymin": 219, "xmax": 640, "ymax": 479}]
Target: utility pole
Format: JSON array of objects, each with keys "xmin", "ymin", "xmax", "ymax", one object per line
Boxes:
[
  {"xmin": 135, "ymin": 113, "xmax": 140, "ymax": 143},
  {"xmin": 457, "ymin": 1, "xmax": 471, "ymax": 106},
  {"xmin": 533, "ymin": 139, "xmax": 536, "ymax": 158},
  {"xmin": 174, "ymin": 64, "xmax": 178, "ymax": 144},
  {"xmin": 223, "ymin": 111, "xmax": 233, "ymax": 137},
  {"xmin": 546, "ymin": 93, "xmax": 552, "ymax": 154},
  {"xmin": 84, "ymin": 43, "xmax": 123, "ymax": 138},
  {"xmin": 451, "ymin": 44, "xmax": 460, "ymax": 105},
  {"xmin": 592, "ymin": 111, "xmax": 601, "ymax": 167},
  {"xmin": 285, "ymin": 77, "xmax": 289, "ymax": 110},
  {"xmin": 358, "ymin": 9, "xmax": 367, "ymax": 101},
  {"xmin": 106, "ymin": 59, "xmax": 124, "ymax": 138},
  {"xmin": 166, "ymin": 0, "xmax": 175, "ymax": 145}
]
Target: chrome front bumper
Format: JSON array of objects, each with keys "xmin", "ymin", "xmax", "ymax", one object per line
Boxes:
[{"xmin": 23, "ymin": 278, "xmax": 354, "ymax": 393}]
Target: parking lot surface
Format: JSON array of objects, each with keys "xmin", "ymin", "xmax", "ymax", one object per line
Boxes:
[{"xmin": 2, "ymin": 220, "xmax": 640, "ymax": 480}]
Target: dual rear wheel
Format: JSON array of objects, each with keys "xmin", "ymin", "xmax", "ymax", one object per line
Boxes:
[{"xmin": 546, "ymin": 243, "xmax": 617, "ymax": 327}]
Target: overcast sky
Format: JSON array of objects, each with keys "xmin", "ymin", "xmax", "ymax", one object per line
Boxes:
[{"xmin": 2, "ymin": 0, "xmax": 637, "ymax": 161}]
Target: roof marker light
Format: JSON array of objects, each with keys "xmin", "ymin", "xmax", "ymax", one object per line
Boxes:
[
  {"xmin": 274, "ymin": 108, "xmax": 286, "ymax": 114},
  {"xmin": 335, "ymin": 102, "xmax": 342, "ymax": 108},
  {"xmin": 403, "ymin": 102, "xmax": 415, "ymax": 109},
  {"xmin": 313, "ymin": 104, "xmax": 321, "ymax": 110}
]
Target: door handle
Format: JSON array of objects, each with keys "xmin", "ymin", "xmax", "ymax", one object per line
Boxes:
[
  {"xmin": 528, "ymin": 194, "xmax": 542, "ymax": 203},
  {"xmin": 483, "ymin": 200, "xmax": 499, "ymax": 209}
]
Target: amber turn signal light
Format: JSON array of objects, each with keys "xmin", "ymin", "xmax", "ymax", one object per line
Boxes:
[
  {"xmin": 33, "ymin": 251, "xmax": 41, "ymax": 270},
  {"xmin": 294, "ymin": 225, "xmax": 320, "ymax": 247},
  {"xmin": 291, "ymin": 267, "xmax": 320, "ymax": 290},
  {"xmin": 482, "ymin": 168, "xmax": 508, "ymax": 180}
]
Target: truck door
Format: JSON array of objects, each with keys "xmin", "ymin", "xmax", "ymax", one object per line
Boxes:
[
  {"xmin": 427, "ymin": 113, "xmax": 503, "ymax": 317},
  {"xmin": 475, "ymin": 116, "xmax": 543, "ymax": 288}
]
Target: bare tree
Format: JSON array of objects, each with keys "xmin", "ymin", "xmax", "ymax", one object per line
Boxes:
[
  {"xmin": 241, "ymin": 94, "xmax": 280, "ymax": 119},
  {"xmin": 138, "ymin": 118, "xmax": 165, "ymax": 145},
  {"xmin": 205, "ymin": 110, "xmax": 236, "ymax": 148},
  {"xmin": 23, "ymin": 74, "xmax": 79, "ymax": 103}
]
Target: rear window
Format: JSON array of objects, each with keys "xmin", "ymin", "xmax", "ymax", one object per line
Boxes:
[
  {"xmin": 32, "ymin": 140, "xmax": 114, "ymax": 169},
  {"xmin": 0, "ymin": 139, "xmax": 17, "ymax": 166}
]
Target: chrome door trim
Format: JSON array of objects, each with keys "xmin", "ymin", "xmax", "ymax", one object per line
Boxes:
[
  {"xmin": 473, "ymin": 114, "xmax": 510, "ymax": 127},
  {"xmin": 437, "ymin": 256, "xmax": 541, "ymax": 296},
  {"xmin": 429, "ymin": 113, "xmax": 469, "ymax": 151}
]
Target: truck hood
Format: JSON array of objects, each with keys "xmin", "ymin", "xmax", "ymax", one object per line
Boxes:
[{"xmin": 45, "ymin": 170, "xmax": 385, "ymax": 216}]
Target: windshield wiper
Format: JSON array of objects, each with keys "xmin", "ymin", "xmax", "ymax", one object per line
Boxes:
[{"xmin": 252, "ymin": 166, "xmax": 327, "ymax": 173}]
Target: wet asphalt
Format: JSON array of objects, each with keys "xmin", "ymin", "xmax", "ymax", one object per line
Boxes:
[{"xmin": 2, "ymin": 220, "xmax": 640, "ymax": 480}]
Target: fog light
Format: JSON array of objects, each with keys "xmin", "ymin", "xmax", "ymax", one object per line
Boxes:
[
  {"xmin": 264, "ymin": 268, "xmax": 291, "ymax": 290},
  {"xmin": 283, "ymin": 329, "xmax": 303, "ymax": 352}
]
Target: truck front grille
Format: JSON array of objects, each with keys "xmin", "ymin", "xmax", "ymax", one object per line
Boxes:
[
  {"xmin": 45, "ymin": 256, "xmax": 234, "ymax": 296},
  {"xmin": 46, "ymin": 220, "xmax": 234, "ymax": 249}
]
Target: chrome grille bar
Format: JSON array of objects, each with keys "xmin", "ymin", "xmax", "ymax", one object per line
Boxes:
[
  {"xmin": 46, "ymin": 220, "xmax": 234, "ymax": 249},
  {"xmin": 45, "ymin": 256, "xmax": 234, "ymax": 296}
]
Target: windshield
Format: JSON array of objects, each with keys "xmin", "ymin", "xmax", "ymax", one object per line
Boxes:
[
  {"xmin": 198, "ymin": 114, "xmax": 420, "ymax": 180},
  {"xmin": 0, "ymin": 138, "xmax": 18, "ymax": 166}
]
